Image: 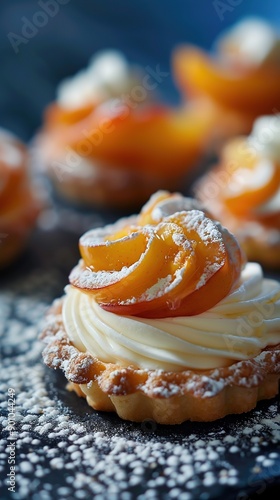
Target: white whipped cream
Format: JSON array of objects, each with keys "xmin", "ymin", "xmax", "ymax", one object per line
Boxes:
[
  {"xmin": 248, "ymin": 115, "xmax": 280, "ymax": 163},
  {"xmin": 57, "ymin": 50, "xmax": 139, "ymax": 109},
  {"xmin": 225, "ymin": 157, "xmax": 275, "ymax": 198},
  {"xmin": 256, "ymin": 188, "xmax": 280, "ymax": 215},
  {"xmin": 62, "ymin": 263, "xmax": 280, "ymax": 372},
  {"xmin": 0, "ymin": 129, "xmax": 23, "ymax": 169},
  {"xmin": 218, "ymin": 18, "xmax": 280, "ymax": 67}
]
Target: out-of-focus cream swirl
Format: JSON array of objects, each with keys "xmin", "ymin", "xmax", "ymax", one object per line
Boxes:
[
  {"xmin": 219, "ymin": 18, "xmax": 280, "ymax": 67},
  {"xmin": 63, "ymin": 263, "xmax": 280, "ymax": 371},
  {"xmin": 57, "ymin": 50, "xmax": 140, "ymax": 110}
]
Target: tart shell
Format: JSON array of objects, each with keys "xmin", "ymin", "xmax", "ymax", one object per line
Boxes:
[
  {"xmin": 40, "ymin": 298, "xmax": 280, "ymax": 425},
  {"xmin": 46, "ymin": 159, "xmax": 182, "ymax": 210},
  {"xmin": 238, "ymin": 231, "xmax": 280, "ymax": 269}
]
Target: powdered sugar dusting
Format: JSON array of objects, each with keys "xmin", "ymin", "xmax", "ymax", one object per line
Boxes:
[
  {"xmin": 195, "ymin": 261, "xmax": 223, "ymax": 290},
  {"xmin": 80, "ymin": 218, "xmax": 138, "ymax": 248},
  {"xmin": 72, "ymin": 227, "xmax": 155, "ymax": 290},
  {"xmin": 70, "ymin": 261, "xmax": 132, "ymax": 288},
  {"xmin": 152, "ymin": 195, "xmax": 204, "ymax": 222},
  {"xmin": 142, "ymin": 274, "xmax": 173, "ymax": 301},
  {"xmin": 119, "ymin": 267, "xmax": 186, "ymax": 304},
  {"xmin": 72, "ymin": 212, "xmax": 229, "ymax": 307},
  {"xmin": 184, "ymin": 210, "xmax": 224, "ymax": 247}
]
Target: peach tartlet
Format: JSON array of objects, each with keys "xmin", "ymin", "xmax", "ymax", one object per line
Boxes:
[
  {"xmin": 40, "ymin": 191, "xmax": 280, "ymax": 424},
  {"xmin": 0, "ymin": 129, "xmax": 40, "ymax": 268},
  {"xmin": 173, "ymin": 18, "xmax": 280, "ymax": 145},
  {"xmin": 37, "ymin": 51, "xmax": 211, "ymax": 208},
  {"xmin": 196, "ymin": 115, "xmax": 280, "ymax": 268}
]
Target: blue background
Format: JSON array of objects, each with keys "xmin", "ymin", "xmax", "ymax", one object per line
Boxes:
[{"xmin": 0, "ymin": 0, "xmax": 279, "ymax": 140}]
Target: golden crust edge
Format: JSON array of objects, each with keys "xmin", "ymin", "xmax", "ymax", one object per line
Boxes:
[
  {"xmin": 40, "ymin": 297, "xmax": 280, "ymax": 424},
  {"xmin": 67, "ymin": 375, "xmax": 280, "ymax": 424}
]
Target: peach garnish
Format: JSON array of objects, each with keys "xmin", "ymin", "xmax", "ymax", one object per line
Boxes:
[
  {"xmin": 205, "ymin": 138, "xmax": 280, "ymax": 217},
  {"xmin": 70, "ymin": 192, "xmax": 243, "ymax": 318},
  {"xmin": 44, "ymin": 102, "xmax": 95, "ymax": 127},
  {"xmin": 173, "ymin": 47, "xmax": 280, "ymax": 116},
  {"xmin": 0, "ymin": 134, "xmax": 40, "ymax": 234},
  {"xmin": 42, "ymin": 101, "xmax": 211, "ymax": 177},
  {"xmin": 0, "ymin": 139, "xmax": 29, "ymax": 210}
]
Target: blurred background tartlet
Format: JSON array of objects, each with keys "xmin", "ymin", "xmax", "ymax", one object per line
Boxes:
[
  {"xmin": 36, "ymin": 50, "xmax": 211, "ymax": 209},
  {"xmin": 173, "ymin": 18, "xmax": 280, "ymax": 150},
  {"xmin": 196, "ymin": 115, "xmax": 280, "ymax": 268},
  {"xmin": 0, "ymin": 129, "xmax": 40, "ymax": 268}
]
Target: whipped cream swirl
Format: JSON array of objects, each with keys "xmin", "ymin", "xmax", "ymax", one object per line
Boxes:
[
  {"xmin": 63, "ymin": 263, "xmax": 280, "ymax": 371},
  {"xmin": 57, "ymin": 50, "xmax": 140, "ymax": 109}
]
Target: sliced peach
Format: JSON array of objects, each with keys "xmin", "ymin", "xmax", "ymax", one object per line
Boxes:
[
  {"xmin": 224, "ymin": 164, "xmax": 280, "ymax": 216},
  {"xmin": 173, "ymin": 46, "xmax": 280, "ymax": 115},
  {"xmin": 102, "ymin": 211, "xmax": 239, "ymax": 317},
  {"xmin": 80, "ymin": 231, "xmax": 147, "ymax": 272},
  {"xmin": 0, "ymin": 166, "xmax": 24, "ymax": 207},
  {"xmin": 74, "ymin": 104, "xmax": 209, "ymax": 175},
  {"xmin": 43, "ymin": 102, "xmax": 211, "ymax": 177},
  {"xmin": 216, "ymin": 139, "xmax": 280, "ymax": 216},
  {"xmin": 74, "ymin": 222, "xmax": 197, "ymax": 307},
  {"xmin": 168, "ymin": 226, "xmax": 243, "ymax": 317},
  {"xmin": 73, "ymin": 198, "xmax": 243, "ymax": 318},
  {"xmin": 0, "ymin": 143, "xmax": 27, "ymax": 208},
  {"xmin": 255, "ymin": 211, "xmax": 280, "ymax": 229},
  {"xmin": 138, "ymin": 191, "xmax": 176, "ymax": 226},
  {"xmin": 44, "ymin": 102, "xmax": 95, "ymax": 127}
]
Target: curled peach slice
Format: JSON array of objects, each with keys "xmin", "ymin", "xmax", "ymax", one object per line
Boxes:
[
  {"xmin": 138, "ymin": 191, "xmax": 174, "ymax": 226},
  {"xmin": 70, "ymin": 192, "xmax": 243, "ymax": 318},
  {"xmin": 256, "ymin": 212, "xmax": 280, "ymax": 229},
  {"xmin": 0, "ymin": 138, "xmax": 28, "ymax": 209},
  {"xmin": 223, "ymin": 165, "xmax": 280, "ymax": 217},
  {"xmin": 138, "ymin": 190, "xmax": 212, "ymax": 226},
  {"xmin": 103, "ymin": 213, "xmax": 241, "ymax": 318},
  {"xmin": 44, "ymin": 102, "xmax": 95, "ymax": 127},
  {"xmin": 173, "ymin": 47, "xmax": 280, "ymax": 116},
  {"xmin": 209, "ymin": 139, "xmax": 280, "ymax": 217},
  {"xmin": 0, "ymin": 132, "xmax": 40, "ymax": 237},
  {"xmin": 42, "ymin": 101, "xmax": 211, "ymax": 177},
  {"xmin": 71, "ymin": 221, "xmax": 197, "ymax": 308},
  {"xmin": 0, "ymin": 163, "xmax": 25, "ymax": 208}
]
